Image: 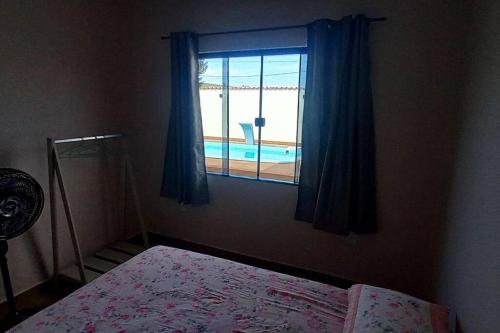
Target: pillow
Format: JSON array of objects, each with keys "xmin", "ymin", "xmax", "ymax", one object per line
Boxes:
[{"xmin": 343, "ymin": 284, "xmax": 451, "ymax": 333}]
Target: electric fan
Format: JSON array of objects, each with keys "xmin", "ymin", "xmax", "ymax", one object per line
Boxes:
[{"xmin": 0, "ymin": 168, "xmax": 44, "ymax": 322}]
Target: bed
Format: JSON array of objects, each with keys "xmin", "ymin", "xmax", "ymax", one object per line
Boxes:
[{"xmin": 9, "ymin": 246, "xmax": 349, "ymax": 332}]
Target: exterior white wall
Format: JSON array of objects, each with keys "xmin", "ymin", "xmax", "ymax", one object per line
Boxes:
[{"xmin": 200, "ymin": 89, "xmax": 300, "ymax": 144}]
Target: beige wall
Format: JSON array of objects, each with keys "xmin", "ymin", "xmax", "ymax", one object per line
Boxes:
[
  {"xmin": 0, "ymin": 0, "xmax": 136, "ymax": 299},
  {"xmin": 125, "ymin": 0, "xmax": 469, "ymax": 300},
  {"xmin": 434, "ymin": 1, "xmax": 500, "ymax": 332},
  {"xmin": 3, "ymin": 1, "xmax": 498, "ymax": 331}
]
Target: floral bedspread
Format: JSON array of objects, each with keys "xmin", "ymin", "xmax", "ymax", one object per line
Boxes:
[
  {"xmin": 343, "ymin": 284, "xmax": 450, "ymax": 333},
  {"xmin": 10, "ymin": 246, "xmax": 348, "ymax": 332}
]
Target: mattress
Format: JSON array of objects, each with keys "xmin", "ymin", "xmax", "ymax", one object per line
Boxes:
[{"xmin": 10, "ymin": 246, "xmax": 348, "ymax": 332}]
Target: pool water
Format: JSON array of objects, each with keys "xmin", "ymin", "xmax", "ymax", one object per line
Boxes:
[{"xmin": 204, "ymin": 141, "xmax": 301, "ymax": 163}]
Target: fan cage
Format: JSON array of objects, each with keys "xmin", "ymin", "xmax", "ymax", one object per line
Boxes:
[{"xmin": 0, "ymin": 168, "xmax": 44, "ymax": 239}]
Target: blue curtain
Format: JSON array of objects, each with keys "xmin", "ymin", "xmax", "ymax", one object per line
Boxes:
[
  {"xmin": 295, "ymin": 16, "xmax": 376, "ymax": 234},
  {"xmin": 161, "ymin": 32, "xmax": 209, "ymax": 206}
]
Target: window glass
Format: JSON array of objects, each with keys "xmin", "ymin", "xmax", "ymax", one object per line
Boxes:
[
  {"xmin": 199, "ymin": 49, "xmax": 307, "ymax": 184},
  {"xmin": 260, "ymin": 54, "xmax": 301, "ymax": 182},
  {"xmin": 199, "ymin": 58, "xmax": 224, "ymax": 174},
  {"xmin": 228, "ymin": 56, "xmax": 261, "ymax": 178}
]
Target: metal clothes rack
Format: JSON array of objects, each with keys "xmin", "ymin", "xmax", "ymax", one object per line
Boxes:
[{"xmin": 47, "ymin": 134, "xmax": 149, "ymax": 283}]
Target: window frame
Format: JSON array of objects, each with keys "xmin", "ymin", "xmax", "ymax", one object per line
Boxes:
[
  {"xmin": 199, "ymin": 47, "xmax": 307, "ymax": 185},
  {"xmin": 199, "ymin": 47, "xmax": 307, "ymax": 59}
]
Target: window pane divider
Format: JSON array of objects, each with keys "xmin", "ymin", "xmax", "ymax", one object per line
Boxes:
[
  {"xmin": 256, "ymin": 55, "xmax": 264, "ymax": 179},
  {"xmin": 222, "ymin": 57, "xmax": 229, "ymax": 175}
]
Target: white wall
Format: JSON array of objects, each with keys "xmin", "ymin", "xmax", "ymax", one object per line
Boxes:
[
  {"xmin": 434, "ymin": 1, "xmax": 500, "ymax": 332},
  {"xmin": 201, "ymin": 88, "xmax": 300, "ymax": 143},
  {"xmin": 125, "ymin": 0, "xmax": 469, "ymax": 301},
  {"xmin": 0, "ymin": 0, "xmax": 136, "ymax": 299},
  {"xmin": 5, "ymin": 2, "xmax": 498, "ymax": 331}
]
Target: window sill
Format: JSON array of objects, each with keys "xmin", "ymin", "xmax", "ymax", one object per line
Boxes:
[{"xmin": 207, "ymin": 172, "xmax": 298, "ymax": 186}]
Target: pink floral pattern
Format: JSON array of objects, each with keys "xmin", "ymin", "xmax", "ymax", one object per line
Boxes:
[
  {"xmin": 343, "ymin": 284, "xmax": 450, "ymax": 333},
  {"xmin": 10, "ymin": 246, "xmax": 348, "ymax": 332}
]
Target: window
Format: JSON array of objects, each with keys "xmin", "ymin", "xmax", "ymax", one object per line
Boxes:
[{"xmin": 199, "ymin": 48, "xmax": 307, "ymax": 183}]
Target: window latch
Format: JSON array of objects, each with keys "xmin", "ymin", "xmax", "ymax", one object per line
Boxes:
[{"xmin": 255, "ymin": 117, "xmax": 266, "ymax": 127}]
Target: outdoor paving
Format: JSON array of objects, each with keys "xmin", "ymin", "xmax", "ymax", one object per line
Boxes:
[{"xmin": 206, "ymin": 157, "xmax": 295, "ymax": 182}]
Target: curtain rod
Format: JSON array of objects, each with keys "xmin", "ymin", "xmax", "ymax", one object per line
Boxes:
[{"xmin": 160, "ymin": 17, "xmax": 386, "ymax": 40}]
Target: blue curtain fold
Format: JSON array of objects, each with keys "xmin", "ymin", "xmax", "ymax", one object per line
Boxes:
[
  {"xmin": 161, "ymin": 32, "xmax": 209, "ymax": 206},
  {"xmin": 295, "ymin": 16, "xmax": 376, "ymax": 234}
]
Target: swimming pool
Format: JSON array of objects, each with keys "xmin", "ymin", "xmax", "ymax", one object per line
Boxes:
[{"xmin": 204, "ymin": 141, "xmax": 300, "ymax": 163}]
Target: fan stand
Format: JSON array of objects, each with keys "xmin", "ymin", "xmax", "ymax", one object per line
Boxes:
[
  {"xmin": 0, "ymin": 168, "xmax": 45, "ymax": 330},
  {"xmin": 0, "ymin": 239, "xmax": 17, "ymax": 320},
  {"xmin": 0, "ymin": 240, "xmax": 39, "ymax": 328}
]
